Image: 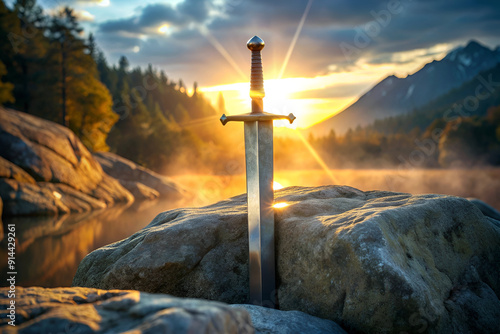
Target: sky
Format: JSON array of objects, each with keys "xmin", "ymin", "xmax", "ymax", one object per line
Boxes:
[{"xmin": 21, "ymin": 0, "xmax": 500, "ymax": 128}]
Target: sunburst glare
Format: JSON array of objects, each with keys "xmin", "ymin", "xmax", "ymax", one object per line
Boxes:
[
  {"xmin": 273, "ymin": 202, "xmax": 289, "ymax": 208},
  {"xmin": 273, "ymin": 181, "xmax": 284, "ymax": 190}
]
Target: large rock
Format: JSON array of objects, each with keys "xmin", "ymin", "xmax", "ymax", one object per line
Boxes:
[
  {"xmin": 0, "ymin": 287, "xmax": 253, "ymax": 333},
  {"xmin": 73, "ymin": 186, "xmax": 500, "ymax": 333},
  {"xmin": 0, "ymin": 107, "xmax": 133, "ymax": 215},
  {"xmin": 94, "ymin": 151, "xmax": 186, "ymax": 200},
  {"xmin": 230, "ymin": 304, "xmax": 347, "ymax": 334}
]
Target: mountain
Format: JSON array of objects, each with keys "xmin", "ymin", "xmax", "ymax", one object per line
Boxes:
[
  {"xmin": 367, "ymin": 62, "xmax": 500, "ymax": 135},
  {"xmin": 311, "ymin": 40, "xmax": 500, "ymax": 135}
]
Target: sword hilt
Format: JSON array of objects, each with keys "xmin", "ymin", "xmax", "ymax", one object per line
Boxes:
[
  {"xmin": 219, "ymin": 36, "xmax": 296, "ymax": 127},
  {"xmin": 247, "ymin": 36, "xmax": 265, "ymax": 113}
]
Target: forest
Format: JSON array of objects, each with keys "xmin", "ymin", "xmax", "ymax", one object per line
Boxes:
[
  {"xmin": 0, "ymin": 0, "xmax": 223, "ymax": 174},
  {"xmin": 1, "ymin": 0, "xmax": 499, "ymax": 176}
]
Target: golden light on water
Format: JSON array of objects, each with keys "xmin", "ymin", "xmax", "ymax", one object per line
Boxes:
[{"xmin": 273, "ymin": 202, "xmax": 289, "ymax": 208}]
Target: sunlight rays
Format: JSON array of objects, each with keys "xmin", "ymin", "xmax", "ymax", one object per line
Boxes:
[
  {"xmin": 198, "ymin": 0, "xmax": 338, "ymax": 185},
  {"xmin": 178, "ymin": 114, "xmax": 222, "ymax": 128},
  {"xmin": 278, "ymin": 0, "xmax": 314, "ymax": 80},
  {"xmin": 294, "ymin": 131, "xmax": 339, "ymax": 184},
  {"xmin": 199, "ymin": 26, "xmax": 247, "ymax": 81},
  {"xmin": 272, "ymin": 0, "xmax": 338, "ymax": 184}
]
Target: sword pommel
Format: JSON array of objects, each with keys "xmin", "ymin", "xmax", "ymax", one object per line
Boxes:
[
  {"xmin": 247, "ymin": 36, "xmax": 265, "ymax": 108},
  {"xmin": 247, "ymin": 35, "xmax": 265, "ymax": 51}
]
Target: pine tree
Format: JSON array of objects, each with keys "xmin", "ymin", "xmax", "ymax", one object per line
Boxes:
[
  {"xmin": 0, "ymin": 0, "xmax": 46, "ymax": 113},
  {"xmin": 42, "ymin": 6, "xmax": 116, "ymax": 150},
  {"xmin": 87, "ymin": 33, "xmax": 96, "ymax": 60},
  {"xmin": 48, "ymin": 7, "xmax": 84, "ymax": 126},
  {"xmin": 192, "ymin": 81, "xmax": 198, "ymax": 97}
]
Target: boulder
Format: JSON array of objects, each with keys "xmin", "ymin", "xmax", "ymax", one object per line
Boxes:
[
  {"xmin": 230, "ymin": 304, "xmax": 347, "ymax": 334},
  {"xmin": 73, "ymin": 186, "xmax": 500, "ymax": 333},
  {"xmin": 0, "ymin": 287, "xmax": 254, "ymax": 333},
  {"xmin": 468, "ymin": 198, "xmax": 500, "ymax": 221},
  {"xmin": 93, "ymin": 151, "xmax": 186, "ymax": 200},
  {"xmin": 0, "ymin": 107, "xmax": 133, "ymax": 215}
]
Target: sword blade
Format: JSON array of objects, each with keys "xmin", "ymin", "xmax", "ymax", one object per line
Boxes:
[{"xmin": 244, "ymin": 120, "xmax": 275, "ymax": 306}]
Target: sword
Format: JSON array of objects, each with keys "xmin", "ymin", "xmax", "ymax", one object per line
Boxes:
[{"xmin": 220, "ymin": 36, "xmax": 295, "ymax": 307}]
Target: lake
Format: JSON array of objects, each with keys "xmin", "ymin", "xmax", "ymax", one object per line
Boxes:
[{"xmin": 1, "ymin": 168, "xmax": 499, "ymax": 288}]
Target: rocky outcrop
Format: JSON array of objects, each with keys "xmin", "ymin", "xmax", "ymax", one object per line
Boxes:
[
  {"xmin": 0, "ymin": 287, "xmax": 253, "ymax": 333},
  {"xmin": 0, "ymin": 107, "xmax": 135, "ymax": 216},
  {"xmin": 230, "ymin": 304, "xmax": 347, "ymax": 334},
  {"xmin": 73, "ymin": 186, "xmax": 500, "ymax": 333},
  {"xmin": 94, "ymin": 152, "xmax": 186, "ymax": 200}
]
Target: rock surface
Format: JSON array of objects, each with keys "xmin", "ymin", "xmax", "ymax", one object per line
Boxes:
[
  {"xmin": 469, "ymin": 197, "xmax": 500, "ymax": 221},
  {"xmin": 0, "ymin": 107, "xmax": 135, "ymax": 216},
  {"xmin": 94, "ymin": 151, "xmax": 186, "ymax": 200},
  {"xmin": 73, "ymin": 186, "xmax": 500, "ymax": 333},
  {"xmin": 0, "ymin": 287, "xmax": 253, "ymax": 333},
  {"xmin": 230, "ymin": 304, "xmax": 347, "ymax": 334}
]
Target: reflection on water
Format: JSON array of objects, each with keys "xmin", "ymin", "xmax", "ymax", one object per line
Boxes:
[
  {"xmin": 0, "ymin": 199, "xmax": 186, "ymax": 287},
  {"xmin": 1, "ymin": 168, "xmax": 499, "ymax": 288}
]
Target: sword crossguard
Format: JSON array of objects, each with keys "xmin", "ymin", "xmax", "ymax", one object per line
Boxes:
[{"xmin": 220, "ymin": 112, "xmax": 296, "ymax": 126}]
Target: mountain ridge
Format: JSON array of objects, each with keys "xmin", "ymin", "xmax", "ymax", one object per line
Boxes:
[{"xmin": 310, "ymin": 40, "xmax": 500, "ymax": 135}]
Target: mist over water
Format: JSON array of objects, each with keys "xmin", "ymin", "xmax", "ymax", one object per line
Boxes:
[{"xmin": 172, "ymin": 168, "xmax": 500, "ymax": 210}]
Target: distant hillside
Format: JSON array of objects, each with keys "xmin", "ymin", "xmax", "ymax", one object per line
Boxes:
[
  {"xmin": 368, "ymin": 62, "xmax": 500, "ymax": 135},
  {"xmin": 311, "ymin": 40, "xmax": 500, "ymax": 135}
]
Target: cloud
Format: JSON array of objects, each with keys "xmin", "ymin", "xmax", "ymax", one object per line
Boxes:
[
  {"xmin": 98, "ymin": 0, "xmax": 212, "ymax": 35},
  {"xmin": 93, "ymin": 0, "xmax": 500, "ymax": 86},
  {"xmin": 64, "ymin": 0, "xmax": 110, "ymax": 6},
  {"xmin": 74, "ymin": 9, "xmax": 95, "ymax": 22},
  {"xmin": 177, "ymin": 0, "xmax": 211, "ymax": 22}
]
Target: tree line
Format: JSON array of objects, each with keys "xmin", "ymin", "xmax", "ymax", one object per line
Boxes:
[{"xmin": 293, "ymin": 106, "xmax": 500, "ymax": 170}]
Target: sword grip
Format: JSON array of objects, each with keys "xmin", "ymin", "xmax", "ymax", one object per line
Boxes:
[
  {"xmin": 250, "ymin": 50, "xmax": 264, "ymax": 99},
  {"xmin": 247, "ymin": 36, "xmax": 265, "ymax": 107}
]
